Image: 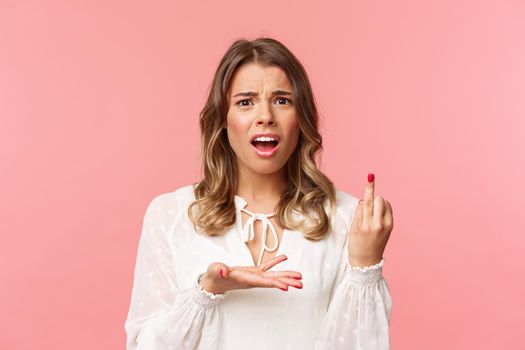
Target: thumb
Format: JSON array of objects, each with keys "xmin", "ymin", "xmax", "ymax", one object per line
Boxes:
[
  {"xmin": 221, "ymin": 265, "xmax": 230, "ymax": 278},
  {"xmin": 210, "ymin": 262, "xmax": 230, "ymax": 279}
]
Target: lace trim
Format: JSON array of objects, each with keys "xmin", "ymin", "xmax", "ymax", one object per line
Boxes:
[
  {"xmin": 196, "ymin": 281, "xmax": 226, "ymax": 300},
  {"xmin": 347, "ymin": 257, "xmax": 385, "ymax": 271},
  {"xmin": 345, "ymin": 257, "xmax": 385, "ymax": 285},
  {"xmin": 186, "ymin": 281, "xmax": 226, "ymax": 308}
]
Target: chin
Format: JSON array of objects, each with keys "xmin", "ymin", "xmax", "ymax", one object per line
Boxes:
[
  {"xmin": 251, "ymin": 165, "xmax": 284, "ymax": 175},
  {"xmin": 244, "ymin": 159, "xmax": 287, "ymax": 176}
]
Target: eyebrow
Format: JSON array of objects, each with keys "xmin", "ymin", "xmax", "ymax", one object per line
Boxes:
[{"xmin": 232, "ymin": 90, "xmax": 292, "ymax": 98}]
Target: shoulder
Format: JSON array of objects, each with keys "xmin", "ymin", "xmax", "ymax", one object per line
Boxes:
[
  {"xmin": 144, "ymin": 183, "xmax": 197, "ymax": 217},
  {"xmin": 333, "ymin": 188, "xmax": 361, "ymax": 229}
]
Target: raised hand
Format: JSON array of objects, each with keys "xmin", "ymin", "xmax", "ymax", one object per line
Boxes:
[
  {"xmin": 199, "ymin": 254, "xmax": 303, "ymax": 294},
  {"xmin": 348, "ymin": 173, "xmax": 394, "ymax": 267}
]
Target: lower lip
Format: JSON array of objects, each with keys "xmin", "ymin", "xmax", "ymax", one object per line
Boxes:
[{"xmin": 251, "ymin": 142, "xmax": 279, "ymax": 157}]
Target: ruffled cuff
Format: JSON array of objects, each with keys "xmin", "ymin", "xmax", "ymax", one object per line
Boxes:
[
  {"xmin": 188, "ymin": 281, "xmax": 226, "ymax": 308},
  {"xmin": 345, "ymin": 257, "xmax": 385, "ymax": 286}
]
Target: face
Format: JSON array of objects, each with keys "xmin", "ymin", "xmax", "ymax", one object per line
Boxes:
[{"xmin": 225, "ymin": 62, "xmax": 300, "ymax": 177}]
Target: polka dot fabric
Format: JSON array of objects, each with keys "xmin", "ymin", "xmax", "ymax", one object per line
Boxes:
[{"xmin": 124, "ymin": 184, "xmax": 392, "ymax": 349}]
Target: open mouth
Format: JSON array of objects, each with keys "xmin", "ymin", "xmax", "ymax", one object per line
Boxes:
[{"xmin": 250, "ymin": 139, "xmax": 279, "ymax": 152}]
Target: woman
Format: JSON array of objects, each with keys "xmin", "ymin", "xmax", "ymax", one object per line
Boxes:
[{"xmin": 124, "ymin": 37, "xmax": 394, "ymax": 350}]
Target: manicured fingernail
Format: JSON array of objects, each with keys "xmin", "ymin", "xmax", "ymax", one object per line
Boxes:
[
  {"xmin": 280, "ymin": 287, "xmax": 288, "ymax": 291},
  {"xmin": 296, "ymin": 285, "xmax": 303, "ymax": 289},
  {"xmin": 219, "ymin": 269, "xmax": 224, "ymax": 277},
  {"xmin": 293, "ymin": 276, "xmax": 302, "ymax": 280},
  {"xmin": 368, "ymin": 173, "xmax": 374, "ymax": 183}
]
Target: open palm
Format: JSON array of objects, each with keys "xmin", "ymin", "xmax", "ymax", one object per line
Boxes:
[{"xmin": 201, "ymin": 254, "xmax": 303, "ymax": 294}]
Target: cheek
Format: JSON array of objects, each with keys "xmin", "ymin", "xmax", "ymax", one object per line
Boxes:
[
  {"xmin": 226, "ymin": 113, "xmax": 249, "ymax": 150},
  {"xmin": 285, "ymin": 116, "xmax": 300, "ymax": 146}
]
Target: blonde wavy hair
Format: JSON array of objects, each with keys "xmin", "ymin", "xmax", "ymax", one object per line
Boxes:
[{"xmin": 188, "ymin": 37, "xmax": 337, "ymax": 241}]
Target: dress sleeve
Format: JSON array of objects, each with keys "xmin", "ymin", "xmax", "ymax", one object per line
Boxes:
[
  {"xmin": 124, "ymin": 194, "xmax": 226, "ymax": 350},
  {"xmin": 314, "ymin": 218, "xmax": 393, "ymax": 349}
]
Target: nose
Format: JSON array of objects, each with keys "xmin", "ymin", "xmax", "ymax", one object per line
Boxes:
[{"xmin": 256, "ymin": 102, "xmax": 276, "ymax": 126}]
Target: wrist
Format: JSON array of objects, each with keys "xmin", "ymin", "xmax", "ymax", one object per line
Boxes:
[
  {"xmin": 348, "ymin": 256, "xmax": 382, "ymax": 268},
  {"xmin": 199, "ymin": 272, "xmax": 227, "ymax": 294}
]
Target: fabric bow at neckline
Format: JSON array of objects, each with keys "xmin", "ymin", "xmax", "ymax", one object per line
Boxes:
[{"xmin": 238, "ymin": 206, "xmax": 280, "ymax": 266}]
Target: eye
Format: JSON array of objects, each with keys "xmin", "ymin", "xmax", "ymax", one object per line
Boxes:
[
  {"xmin": 275, "ymin": 97, "xmax": 292, "ymax": 105},
  {"xmin": 236, "ymin": 99, "xmax": 252, "ymax": 107}
]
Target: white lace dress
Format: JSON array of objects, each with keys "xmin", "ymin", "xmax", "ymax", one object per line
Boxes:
[{"xmin": 124, "ymin": 184, "xmax": 392, "ymax": 349}]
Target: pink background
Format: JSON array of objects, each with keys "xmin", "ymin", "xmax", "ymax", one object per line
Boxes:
[{"xmin": 1, "ymin": 0, "xmax": 524, "ymax": 349}]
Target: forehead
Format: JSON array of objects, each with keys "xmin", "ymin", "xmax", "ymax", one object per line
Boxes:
[{"xmin": 229, "ymin": 63, "xmax": 291, "ymax": 94}]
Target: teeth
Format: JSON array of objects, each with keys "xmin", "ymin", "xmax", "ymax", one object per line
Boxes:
[{"xmin": 253, "ymin": 136, "xmax": 276, "ymax": 142}]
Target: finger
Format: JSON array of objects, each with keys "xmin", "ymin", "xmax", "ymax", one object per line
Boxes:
[
  {"xmin": 264, "ymin": 270, "xmax": 302, "ymax": 280},
  {"xmin": 259, "ymin": 254, "xmax": 287, "ymax": 272},
  {"xmin": 363, "ymin": 173, "xmax": 375, "ymax": 226},
  {"xmin": 241, "ymin": 272, "xmax": 289, "ymax": 290},
  {"xmin": 209, "ymin": 262, "xmax": 230, "ymax": 279},
  {"xmin": 373, "ymin": 195, "xmax": 385, "ymax": 229},
  {"xmin": 353, "ymin": 200, "xmax": 364, "ymax": 229},
  {"xmin": 384, "ymin": 200, "xmax": 394, "ymax": 228},
  {"xmin": 276, "ymin": 276, "xmax": 303, "ymax": 289},
  {"xmin": 274, "ymin": 282, "xmax": 289, "ymax": 291},
  {"xmin": 221, "ymin": 266, "xmax": 230, "ymax": 278}
]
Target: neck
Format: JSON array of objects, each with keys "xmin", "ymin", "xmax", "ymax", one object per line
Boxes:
[{"xmin": 236, "ymin": 165, "xmax": 288, "ymax": 204}]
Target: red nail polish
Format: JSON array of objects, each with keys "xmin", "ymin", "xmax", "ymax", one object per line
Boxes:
[
  {"xmin": 219, "ymin": 269, "xmax": 224, "ymax": 277},
  {"xmin": 293, "ymin": 276, "xmax": 302, "ymax": 280},
  {"xmin": 280, "ymin": 287, "xmax": 288, "ymax": 291},
  {"xmin": 368, "ymin": 173, "xmax": 374, "ymax": 183}
]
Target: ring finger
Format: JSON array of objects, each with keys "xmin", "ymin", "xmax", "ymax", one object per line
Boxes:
[{"xmin": 276, "ymin": 277, "xmax": 303, "ymax": 289}]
